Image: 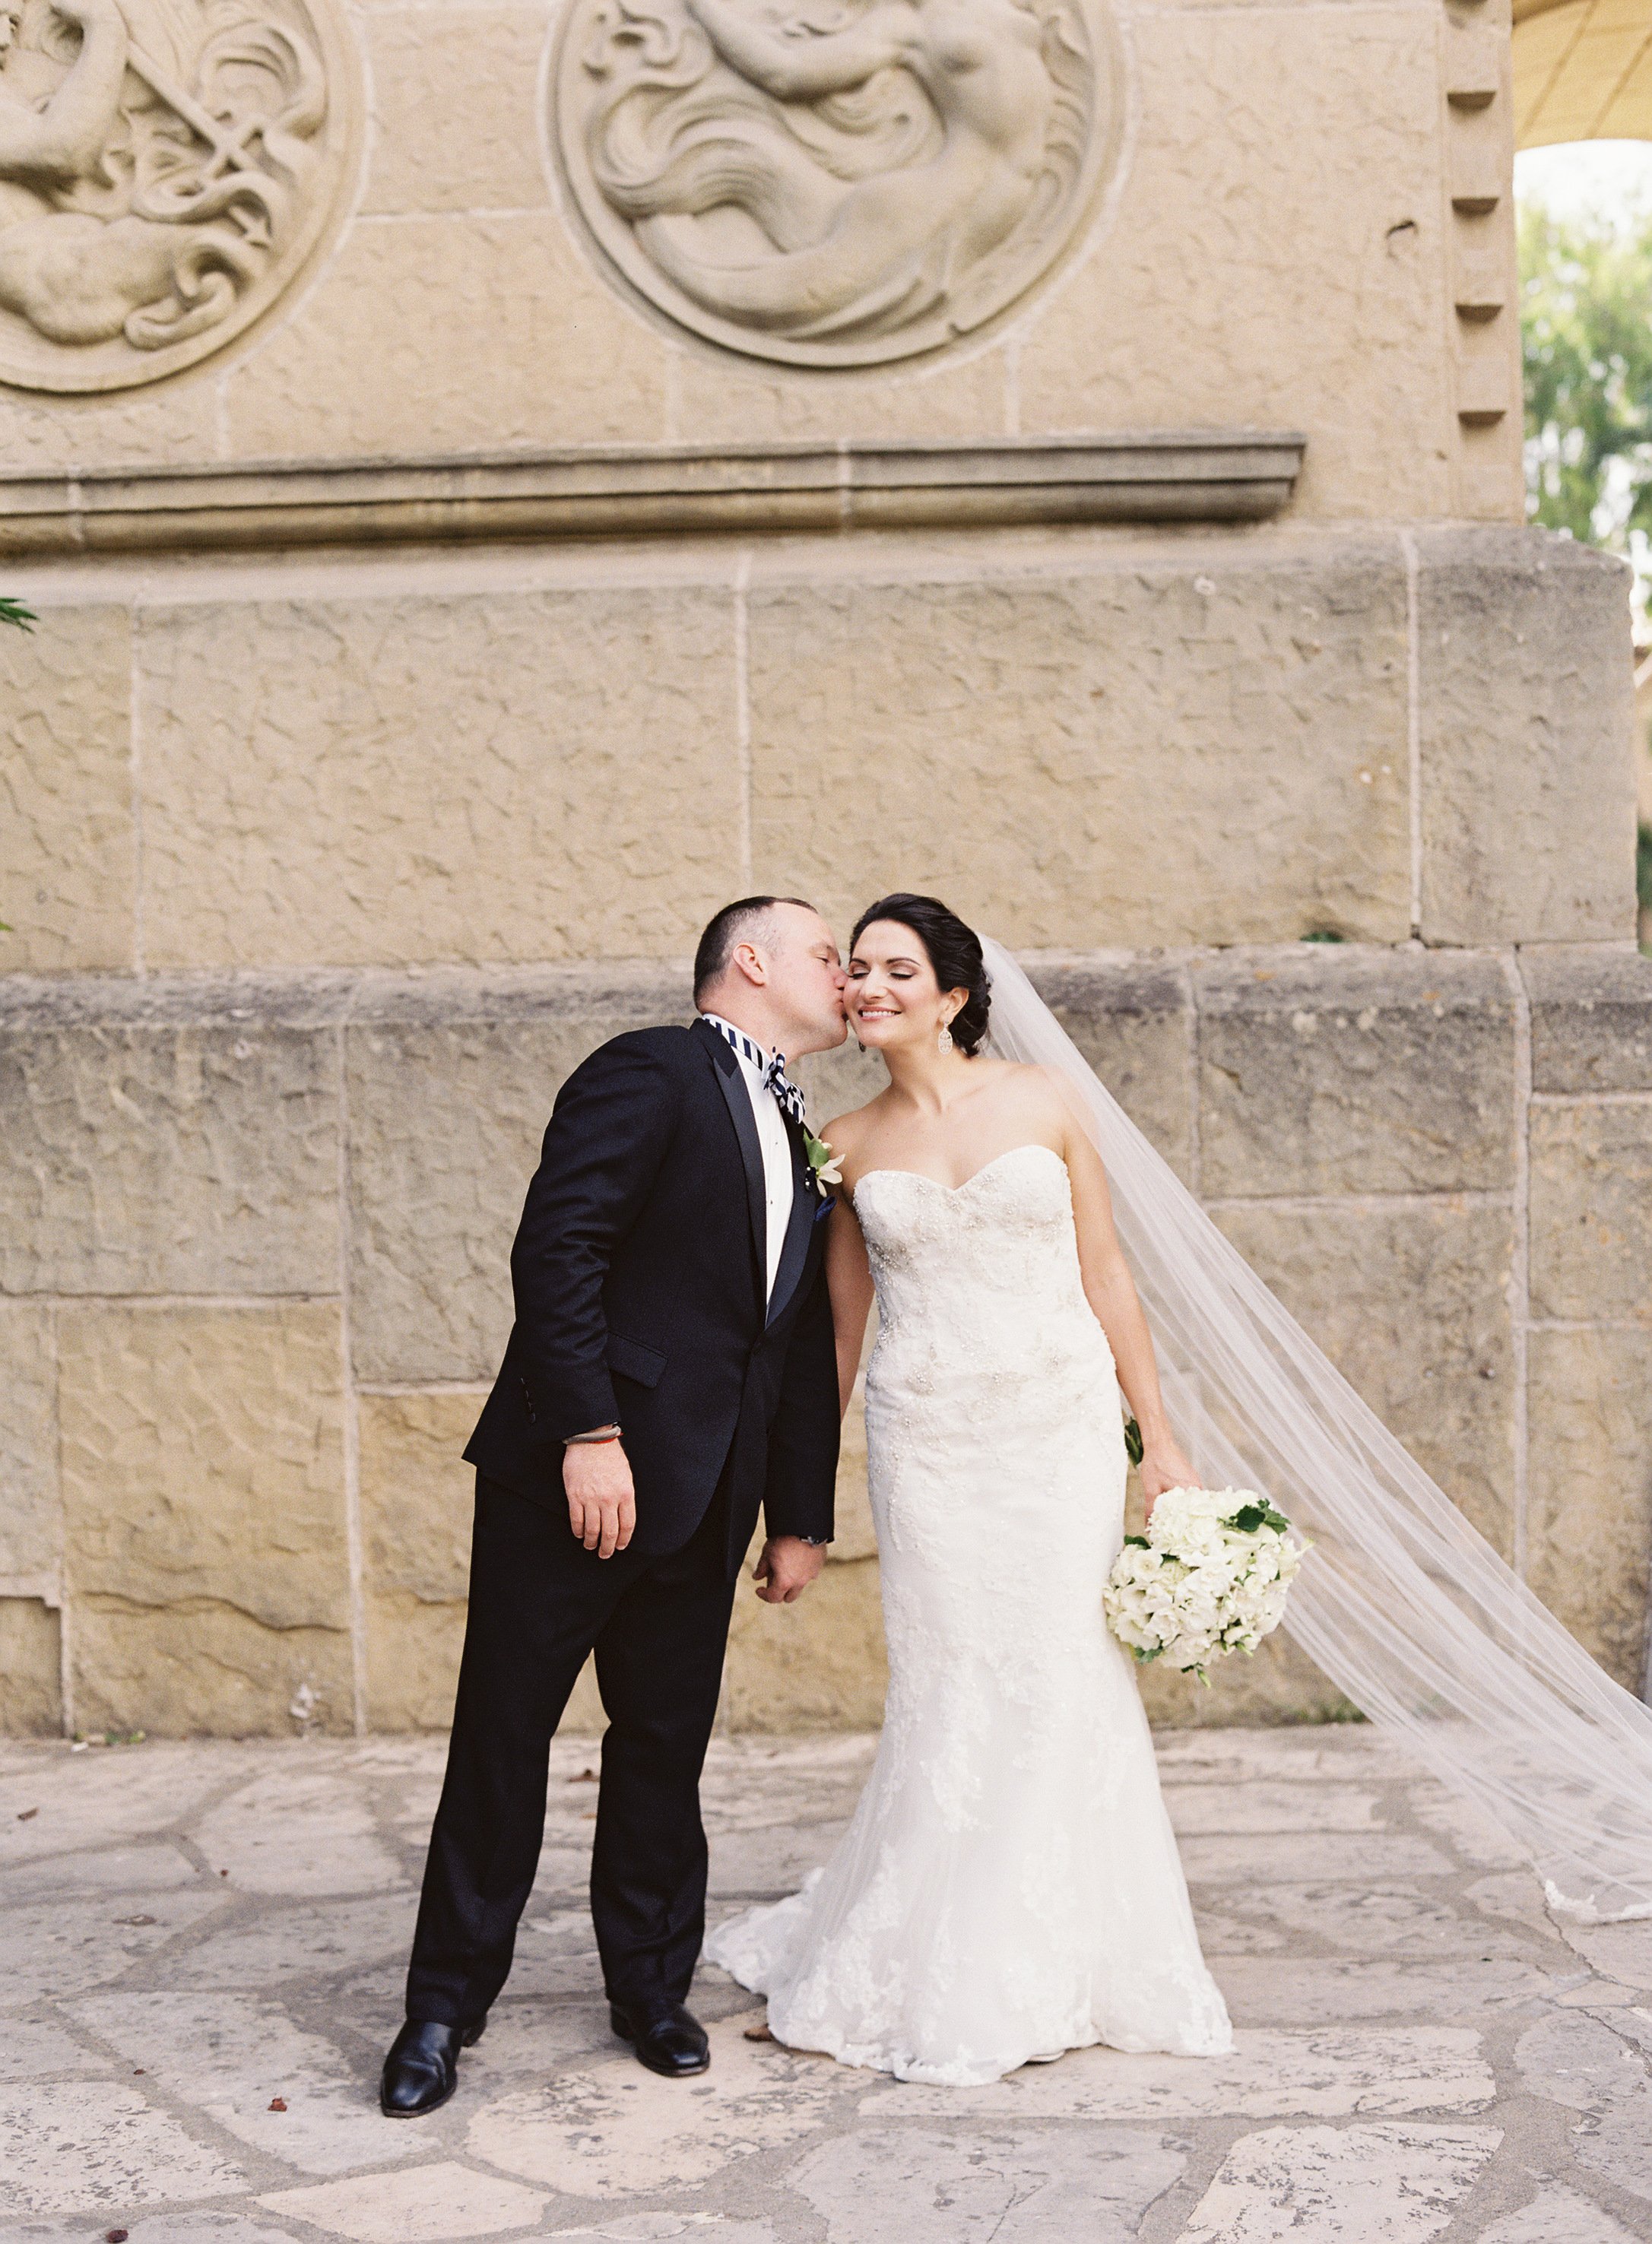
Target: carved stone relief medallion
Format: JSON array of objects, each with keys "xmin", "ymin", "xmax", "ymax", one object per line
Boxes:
[
  {"xmin": 550, "ymin": 0, "xmax": 1123, "ymax": 368},
  {"xmin": 0, "ymin": 0, "xmax": 358, "ymax": 393}
]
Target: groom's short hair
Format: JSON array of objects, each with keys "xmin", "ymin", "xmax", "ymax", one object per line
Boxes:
[{"xmin": 693, "ymin": 895, "xmax": 818, "ymax": 1003}]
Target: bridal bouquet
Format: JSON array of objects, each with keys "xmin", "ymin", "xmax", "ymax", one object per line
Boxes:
[{"xmin": 1104, "ymin": 1485, "xmax": 1307, "ymax": 1683}]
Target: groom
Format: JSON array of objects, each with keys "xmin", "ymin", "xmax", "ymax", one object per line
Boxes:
[{"xmin": 380, "ymin": 898, "xmax": 849, "ymax": 2116}]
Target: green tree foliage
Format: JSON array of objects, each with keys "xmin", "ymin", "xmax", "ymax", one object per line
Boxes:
[
  {"xmin": 1521, "ymin": 198, "xmax": 1652, "ymax": 575},
  {"xmin": 1520, "ymin": 198, "xmax": 1652, "ymax": 946}
]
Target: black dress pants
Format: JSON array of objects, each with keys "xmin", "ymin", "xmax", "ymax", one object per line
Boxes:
[{"xmin": 404, "ymin": 1472, "xmax": 739, "ymax": 2027}]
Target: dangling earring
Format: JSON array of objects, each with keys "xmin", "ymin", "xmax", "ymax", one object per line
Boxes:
[{"xmin": 937, "ymin": 1019, "xmax": 954, "ymax": 1057}]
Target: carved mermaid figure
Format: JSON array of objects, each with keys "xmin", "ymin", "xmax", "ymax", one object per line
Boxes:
[
  {"xmin": 582, "ymin": 0, "xmax": 1090, "ymax": 347},
  {"xmin": 0, "ymin": 0, "xmax": 155, "ymax": 344},
  {"xmin": 0, "ymin": 0, "xmax": 325, "ymax": 365}
]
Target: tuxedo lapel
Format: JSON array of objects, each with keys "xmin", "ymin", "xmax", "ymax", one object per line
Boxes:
[
  {"xmin": 693, "ymin": 1018, "xmax": 766, "ymax": 1302},
  {"xmin": 766, "ymin": 1120, "xmax": 816, "ymax": 1330}
]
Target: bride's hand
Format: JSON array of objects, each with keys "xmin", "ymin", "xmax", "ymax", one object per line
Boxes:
[{"xmin": 1138, "ymin": 1439, "xmax": 1198, "ymax": 1522}]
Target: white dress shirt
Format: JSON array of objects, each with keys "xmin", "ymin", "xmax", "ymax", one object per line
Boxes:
[{"xmin": 700, "ymin": 1013, "xmax": 794, "ymax": 1304}]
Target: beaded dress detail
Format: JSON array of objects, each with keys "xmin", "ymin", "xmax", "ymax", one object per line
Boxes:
[{"xmin": 706, "ymin": 1143, "xmax": 1232, "ymax": 2085}]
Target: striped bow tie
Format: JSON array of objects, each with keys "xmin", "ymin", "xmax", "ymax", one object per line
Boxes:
[
  {"xmin": 761, "ymin": 1052, "xmax": 807, "ymax": 1130},
  {"xmin": 705, "ymin": 1016, "xmax": 806, "ymax": 1128}
]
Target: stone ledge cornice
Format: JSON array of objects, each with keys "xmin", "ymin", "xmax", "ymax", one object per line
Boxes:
[
  {"xmin": 0, "ymin": 432, "xmax": 1306, "ymax": 557},
  {"xmin": 6, "ymin": 941, "xmax": 1647, "ymax": 1038},
  {"xmin": 0, "ymin": 960, "xmax": 694, "ymax": 1032}
]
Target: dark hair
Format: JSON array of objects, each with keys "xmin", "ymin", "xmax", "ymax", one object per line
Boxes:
[
  {"xmin": 693, "ymin": 895, "xmax": 818, "ymax": 1004},
  {"xmin": 850, "ymin": 893, "xmax": 991, "ymax": 1056}
]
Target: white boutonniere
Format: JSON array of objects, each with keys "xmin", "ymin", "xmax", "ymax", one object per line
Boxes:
[{"xmin": 803, "ymin": 1128, "xmax": 842, "ymax": 1196}]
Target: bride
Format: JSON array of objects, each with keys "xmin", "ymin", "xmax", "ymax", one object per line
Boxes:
[
  {"xmin": 708, "ymin": 893, "xmax": 1234, "ymax": 2083},
  {"xmin": 711, "ymin": 889, "xmax": 1652, "ymax": 2085}
]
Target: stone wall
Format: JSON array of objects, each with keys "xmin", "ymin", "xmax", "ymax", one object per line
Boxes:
[
  {"xmin": 4, "ymin": 917, "xmax": 1650, "ymax": 1737},
  {"xmin": 4, "ymin": 523, "xmax": 1632, "ymax": 982},
  {"xmin": 4, "ymin": 0, "xmax": 1650, "ymax": 1735},
  {"xmin": 5, "ymin": 531, "xmax": 1647, "ymax": 1744}
]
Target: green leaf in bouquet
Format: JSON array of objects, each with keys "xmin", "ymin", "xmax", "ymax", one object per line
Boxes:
[
  {"xmin": 1122, "ymin": 1533, "xmax": 1150, "ymax": 1549},
  {"xmin": 1227, "ymin": 1500, "xmax": 1294, "ymax": 1536},
  {"xmin": 1124, "ymin": 1414, "xmax": 1143, "ymax": 1466}
]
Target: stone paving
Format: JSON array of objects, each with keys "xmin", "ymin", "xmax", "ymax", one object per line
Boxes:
[{"xmin": 2, "ymin": 1726, "xmax": 1650, "ymax": 2243}]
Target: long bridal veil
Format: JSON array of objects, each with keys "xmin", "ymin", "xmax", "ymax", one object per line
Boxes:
[{"xmin": 981, "ymin": 937, "xmax": 1652, "ymax": 1922}]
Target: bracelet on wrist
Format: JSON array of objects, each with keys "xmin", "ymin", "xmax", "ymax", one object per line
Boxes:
[{"xmin": 565, "ymin": 1425, "xmax": 623, "ymax": 1446}]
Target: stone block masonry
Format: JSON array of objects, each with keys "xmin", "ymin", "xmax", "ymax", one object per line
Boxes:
[
  {"xmin": 3, "ymin": 933, "xmax": 1649, "ymax": 1737},
  {"xmin": 1, "ymin": 525, "xmax": 1631, "ymax": 980}
]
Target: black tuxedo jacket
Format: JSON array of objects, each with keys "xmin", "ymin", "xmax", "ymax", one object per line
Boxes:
[{"xmin": 464, "ymin": 1017, "xmax": 839, "ymax": 1574}]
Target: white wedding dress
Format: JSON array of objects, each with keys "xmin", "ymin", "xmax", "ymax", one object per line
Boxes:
[{"xmin": 706, "ymin": 1141, "xmax": 1232, "ymax": 2085}]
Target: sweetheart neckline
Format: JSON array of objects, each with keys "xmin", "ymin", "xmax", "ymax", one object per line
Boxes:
[{"xmin": 851, "ymin": 1143, "xmax": 1067, "ymax": 1202}]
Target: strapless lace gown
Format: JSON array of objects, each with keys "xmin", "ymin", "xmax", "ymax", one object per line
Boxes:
[{"xmin": 706, "ymin": 1143, "xmax": 1232, "ymax": 2085}]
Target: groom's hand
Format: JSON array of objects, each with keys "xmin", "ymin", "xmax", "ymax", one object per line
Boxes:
[
  {"xmin": 753, "ymin": 1536, "xmax": 826, "ymax": 1605},
  {"xmin": 563, "ymin": 1438, "xmax": 636, "ymax": 1559}
]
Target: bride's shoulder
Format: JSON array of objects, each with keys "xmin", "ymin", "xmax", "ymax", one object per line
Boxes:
[
  {"xmin": 963, "ymin": 1060, "xmax": 1077, "ymax": 1156},
  {"xmin": 819, "ymin": 1098, "xmax": 883, "ymax": 1157},
  {"xmin": 968, "ymin": 1057, "xmax": 1066, "ymax": 1114}
]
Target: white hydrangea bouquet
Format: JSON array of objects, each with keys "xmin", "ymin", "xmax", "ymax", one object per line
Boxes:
[{"xmin": 1104, "ymin": 1485, "xmax": 1308, "ymax": 1684}]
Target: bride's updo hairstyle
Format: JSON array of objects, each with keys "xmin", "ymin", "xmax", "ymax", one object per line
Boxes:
[{"xmin": 851, "ymin": 893, "xmax": 992, "ymax": 1056}]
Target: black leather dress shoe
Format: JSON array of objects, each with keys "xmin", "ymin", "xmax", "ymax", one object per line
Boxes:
[
  {"xmin": 609, "ymin": 1996, "xmax": 711, "ymax": 2078},
  {"xmin": 379, "ymin": 2015, "xmax": 486, "ymax": 2117}
]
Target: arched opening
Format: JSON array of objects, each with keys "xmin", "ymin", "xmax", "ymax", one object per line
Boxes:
[{"xmin": 1514, "ymin": 0, "xmax": 1652, "ymax": 148}]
